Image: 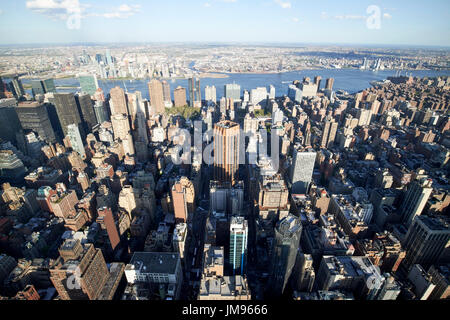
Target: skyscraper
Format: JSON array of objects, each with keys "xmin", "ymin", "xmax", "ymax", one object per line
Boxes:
[
  {"xmin": 93, "ymin": 100, "xmax": 109, "ymax": 124},
  {"xmin": 161, "ymin": 80, "xmax": 171, "ymax": 104},
  {"xmin": 148, "ymin": 79, "xmax": 165, "ymax": 114},
  {"xmin": 75, "ymin": 93, "xmax": 97, "ymax": 133},
  {"xmin": 173, "ymin": 86, "xmax": 187, "ymax": 107},
  {"xmin": 402, "ymin": 216, "xmax": 450, "ymax": 272},
  {"xmin": 171, "ymin": 176, "xmax": 195, "ymax": 223},
  {"xmin": 225, "ymin": 83, "xmax": 241, "ymax": 101},
  {"xmin": 50, "ymin": 239, "xmax": 109, "ymax": 300},
  {"xmin": 31, "ymin": 80, "xmax": 45, "ymax": 97},
  {"xmin": 399, "ymin": 177, "xmax": 433, "ymax": 228},
  {"xmin": 321, "ymin": 117, "xmax": 339, "ymax": 148},
  {"xmin": 290, "ymin": 148, "xmax": 316, "ymax": 195},
  {"xmin": 109, "ymin": 86, "xmax": 128, "ymax": 116},
  {"xmin": 205, "ymin": 85, "xmax": 217, "ymax": 103},
  {"xmin": 188, "ymin": 77, "xmax": 201, "ymax": 107},
  {"xmin": 229, "ymin": 216, "xmax": 248, "ymax": 276},
  {"xmin": 314, "ymin": 76, "xmax": 322, "ymax": 90},
  {"xmin": 42, "ymin": 78, "xmax": 57, "ymax": 93},
  {"xmin": 270, "ymin": 214, "xmax": 302, "ymax": 296},
  {"xmin": 78, "ymin": 74, "xmax": 99, "ymax": 96},
  {"xmin": 9, "ymin": 76, "xmax": 25, "ymax": 98},
  {"xmin": 51, "ymin": 93, "xmax": 84, "ymax": 138},
  {"xmin": 214, "ymin": 121, "xmax": 240, "ymax": 186},
  {"xmin": 0, "ymin": 99, "xmax": 23, "ymax": 146},
  {"xmin": 325, "ymin": 78, "xmax": 335, "ymax": 91},
  {"xmin": 16, "ymin": 101, "xmax": 56, "ymax": 143},
  {"xmin": 111, "ymin": 113, "xmax": 131, "ymax": 141},
  {"xmin": 67, "ymin": 124, "xmax": 85, "ymax": 158}
]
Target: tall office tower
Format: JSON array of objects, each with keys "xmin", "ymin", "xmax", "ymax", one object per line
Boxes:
[
  {"xmin": 50, "ymin": 239, "xmax": 109, "ymax": 300},
  {"xmin": 250, "ymin": 87, "xmax": 268, "ymax": 106},
  {"xmin": 294, "ymin": 253, "xmax": 315, "ymax": 293},
  {"xmin": 31, "ymin": 80, "xmax": 45, "ymax": 97},
  {"xmin": 105, "ymin": 49, "xmax": 113, "ymax": 65},
  {"xmin": 290, "ymin": 148, "xmax": 316, "ymax": 195},
  {"xmin": 75, "ymin": 93, "xmax": 97, "ymax": 133},
  {"xmin": 0, "ymin": 150, "xmax": 26, "ymax": 182},
  {"xmin": 0, "ymin": 76, "xmax": 6, "ymax": 98},
  {"xmin": 288, "ymin": 85, "xmax": 303, "ymax": 103},
  {"xmin": 320, "ymin": 117, "xmax": 339, "ymax": 148},
  {"xmin": 269, "ymin": 85, "xmax": 276, "ymax": 99},
  {"xmin": 78, "ymin": 74, "xmax": 99, "ymax": 96},
  {"xmin": 225, "ymin": 83, "xmax": 241, "ymax": 101},
  {"xmin": 94, "ymin": 88, "xmax": 105, "ymax": 102},
  {"xmin": 42, "ymin": 78, "xmax": 56, "ymax": 93},
  {"xmin": 0, "ymin": 99, "xmax": 22, "ymax": 146},
  {"xmin": 205, "ymin": 85, "xmax": 217, "ymax": 103},
  {"xmin": 111, "ymin": 113, "xmax": 131, "ymax": 141},
  {"xmin": 213, "ymin": 121, "xmax": 240, "ymax": 186},
  {"xmin": 135, "ymin": 93, "xmax": 149, "ymax": 145},
  {"xmin": 171, "ymin": 176, "xmax": 196, "ymax": 223},
  {"xmin": 314, "ymin": 76, "xmax": 322, "ymax": 90},
  {"xmin": 173, "ymin": 86, "xmax": 187, "ymax": 107},
  {"xmin": 399, "ymin": 177, "xmax": 433, "ymax": 228},
  {"xmin": 299, "ymin": 81, "xmax": 318, "ymax": 98},
  {"xmin": 229, "ymin": 216, "xmax": 248, "ymax": 276},
  {"xmin": 52, "ymin": 93, "xmax": 84, "ymax": 138},
  {"xmin": 16, "ymin": 101, "xmax": 56, "ymax": 143},
  {"xmin": 356, "ymin": 108, "xmax": 372, "ymax": 127},
  {"xmin": 325, "ymin": 78, "xmax": 335, "ymax": 91},
  {"xmin": 67, "ymin": 124, "xmax": 85, "ymax": 157},
  {"xmin": 188, "ymin": 77, "xmax": 201, "ymax": 107},
  {"xmin": 97, "ymin": 207, "xmax": 121, "ymax": 251},
  {"xmin": 109, "ymin": 86, "xmax": 128, "ymax": 116},
  {"xmin": 402, "ymin": 216, "xmax": 450, "ymax": 272},
  {"xmin": 148, "ymin": 79, "xmax": 165, "ymax": 114},
  {"xmin": 94, "ymin": 100, "xmax": 109, "ymax": 124},
  {"xmin": 9, "ymin": 76, "xmax": 25, "ymax": 98},
  {"xmin": 161, "ymin": 80, "xmax": 171, "ymax": 103},
  {"xmin": 269, "ymin": 214, "xmax": 302, "ymax": 296}
]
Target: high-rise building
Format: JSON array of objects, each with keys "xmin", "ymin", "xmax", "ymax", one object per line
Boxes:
[
  {"xmin": 400, "ymin": 177, "xmax": 433, "ymax": 228},
  {"xmin": 161, "ymin": 80, "xmax": 171, "ymax": 103},
  {"xmin": 171, "ymin": 176, "xmax": 195, "ymax": 223},
  {"xmin": 78, "ymin": 75, "xmax": 99, "ymax": 96},
  {"xmin": 213, "ymin": 121, "xmax": 240, "ymax": 186},
  {"xmin": 325, "ymin": 78, "xmax": 335, "ymax": 91},
  {"xmin": 67, "ymin": 124, "xmax": 85, "ymax": 157},
  {"xmin": 148, "ymin": 79, "xmax": 165, "ymax": 114},
  {"xmin": 229, "ymin": 216, "xmax": 248, "ymax": 275},
  {"xmin": 93, "ymin": 100, "xmax": 109, "ymax": 124},
  {"xmin": 269, "ymin": 214, "xmax": 302, "ymax": 296},
  {"xmin": 402, "ymin": 216, "xmax": 450, "ymax": 272},
  {"xmin": 188, "ymin": 77, "xmax": 201, "ymax": 107},
  {"xmin": 51, "ymin": 93, "xmax": 84, "ymax": 138},
  {"xmin": 225, "ymin": 83, "xmax": 241, "ymax": 101},
  {"xmin": 75, "ymin": 93, "xmax": 97, "ymax": 133},
  {"xmin": 0, "ymin": 76, "xmax": 6, "ymax": 98},
  {"xmin": 321, "ymin": 117, "xmax": 339, "ymax": 148},
  {"xmin": 50, "ymin": 239, "xmax": 109, "ymax": 300},
  {"xmin": 97, "ymin": 207, "xmax": 121, "ymax": 251},
  {"xmin": 173, "ymin": 86, "xmax": 187, "ymax": 107},
  {"xmin": 42, "ymin": 78, "xmax": 56, "ymax": 93},
  {"xmin": 250, "ymin": 87, "xmax": 268, "ymax": 106},
  {"xmin": 0, "ymin": 99, "xmax": 22, "ymax": 145},
  {"xmin": 111, "ymin": 113, "xmax": 131, "ymax": 141},
  {"xmin": 9, "ymin": 76, "xmax": 25, "ymax": 99},
  {"xmin": 109, "ymin": 86, "xmax": 128, "ymax": 116},
  {"xmin": 290, "ymin": 148, "xmax": 316, "ymax": 195},
  {"xmin": 205, "ymin": 85, "xmax": 217, "ymax": 103},
  {"xmin": 314, "ymin": 76, "xmax": 322, "ymax": 90},
  {"xmin": 15, "ymin": 101, "xmax": 56, "ymax": 143}
]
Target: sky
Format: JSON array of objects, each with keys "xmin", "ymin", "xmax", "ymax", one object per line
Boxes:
[{"xmin": 0, "ymin": 0, "xmax": 449, "ymax": 47}]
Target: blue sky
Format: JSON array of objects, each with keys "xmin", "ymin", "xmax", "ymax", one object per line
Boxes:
[{"xmin": 0, "ymin": 0, "xmax": 449, "ymax": 46}]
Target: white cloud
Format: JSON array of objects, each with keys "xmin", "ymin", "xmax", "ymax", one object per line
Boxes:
[
  {"xmin": 204, "ymin": 2, "xmax": 212, "ymax": 7},
  {"xmin": 26, "ymin": 0, "xmax": 84, "ymax": 19},
  {"xmin": 383, "ymin": 13, "xmax": 392, "ymax": 19},
  {"xmin": 292, "ymin": 17, "xmax": 299, "ymax": 23},
  {"xmin": 0, "ymin": 9, "xmax": 3, "ymax": 15},
  {"xmin": 274, "ymin": 0, "xmax": 291, "ymax": 9}
]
